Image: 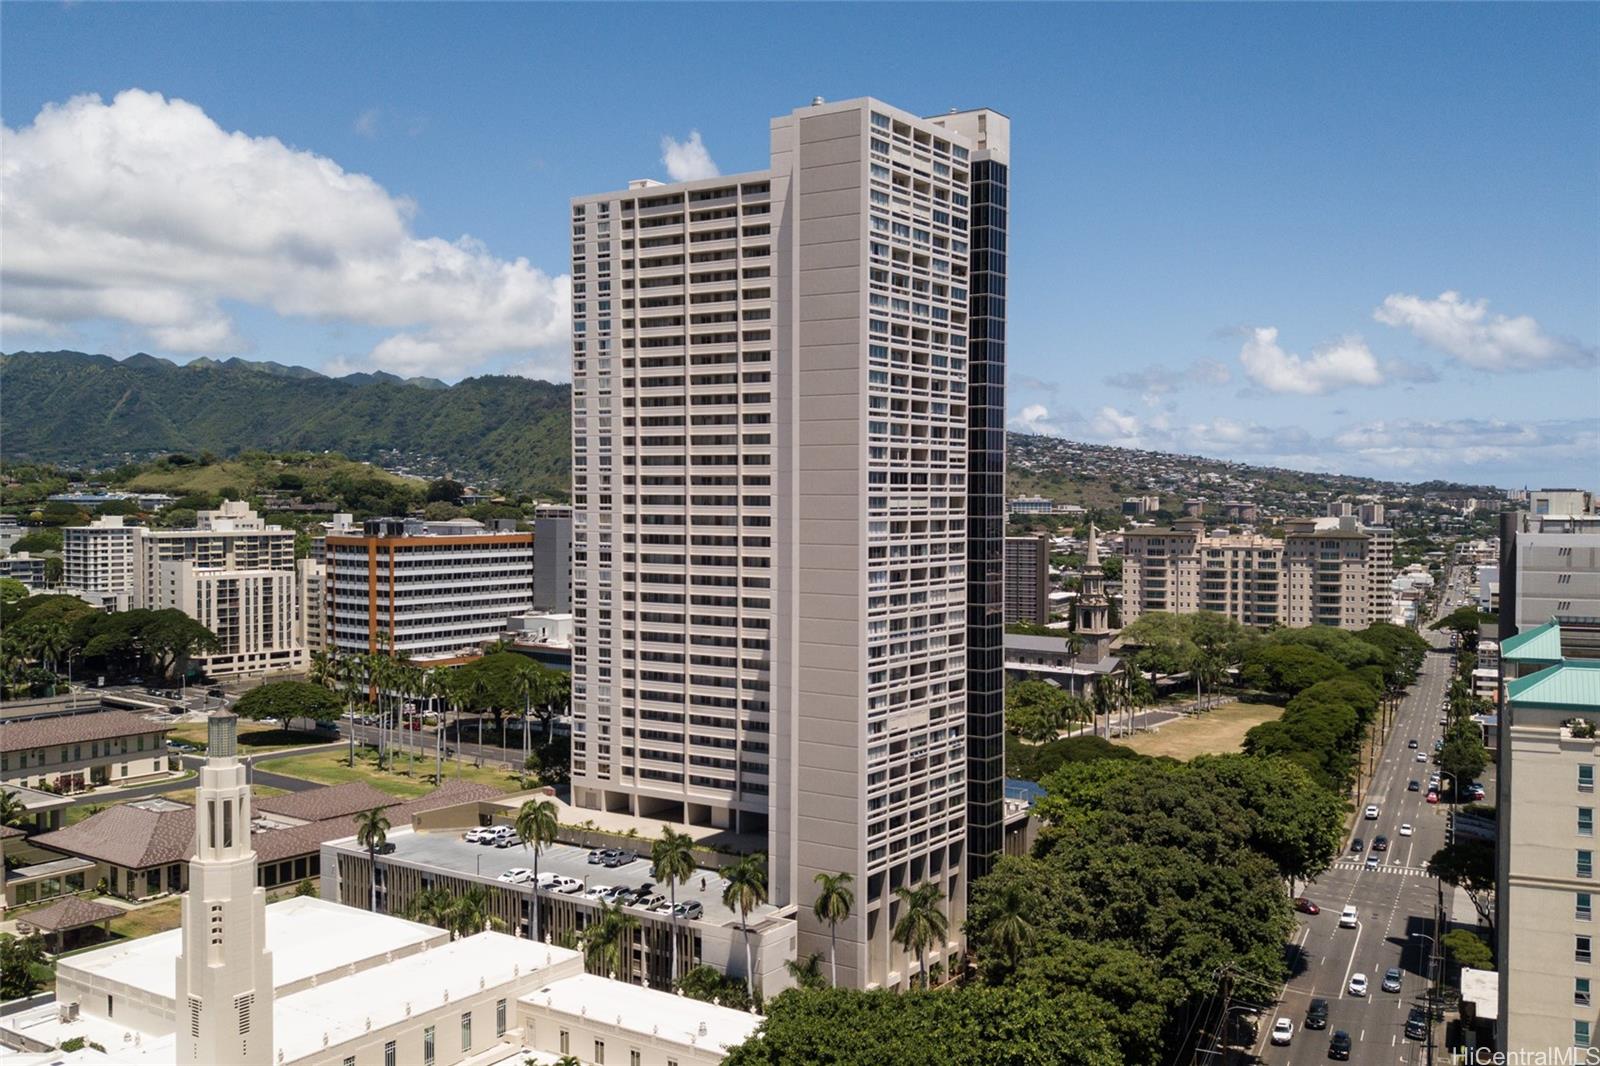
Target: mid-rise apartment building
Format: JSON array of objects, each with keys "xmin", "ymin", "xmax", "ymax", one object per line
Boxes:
[
  {"xmin": 569, "ymin": 97, "xmax": 1006, "ymax": 990},
  {"xmin": 533, "ymin": 503, "xmax": 574, "ymax": 612},
  {"xmin": 295, "ymin": 559, "xmax": 327, "ymax": 655},
  {"xmin": 1498, "ymin": 510, "xmax": 1600, "ymax": 636},
  {"xmin": 63, "ymin": 515, "xmax": 140, "ymax": 598},
  {"xmin": 1121, "ymin": 515, "xmax": 1390, "ymax": 630},
  {"xmin": 1497, "ymin": 627, "xmax": 1600, "ymax": 1053},
  {"xmin": 325, "ymin": 517, "xmax": 533, "ymax": 664},
  {"xmin": 1003, "ymin": 534, "xmax": 1050, "ymax": 625}
]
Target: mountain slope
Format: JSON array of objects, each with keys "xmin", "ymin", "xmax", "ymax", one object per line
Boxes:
[{"xmin": 1, "ymin": 350, "xmax": 570, "ymax": 496}]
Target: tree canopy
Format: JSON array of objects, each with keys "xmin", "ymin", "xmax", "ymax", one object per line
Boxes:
[
  {"xmin": 1428, "ymin": 840, "xmax": 1496, "ymax": 930},
  {"xmin": 1238, "ymin": 643, "xmax": 1347, "ymax": 695},
  {"xmin": 234, "ymin": 681, "xmax": 344, "ymax": 728}
]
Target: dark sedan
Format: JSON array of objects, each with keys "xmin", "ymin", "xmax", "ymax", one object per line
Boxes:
[
  {"xmin": 1329, "ymin": 1030, "xmax": 1352, "ymax": 1060},
  {"xmin": 1294, "ymin": 897, "xmax": 1320, "ymax": 915}
]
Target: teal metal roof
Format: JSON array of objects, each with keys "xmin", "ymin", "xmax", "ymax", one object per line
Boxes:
[
  {"xmin": 1500, "ymin": 621, "xmax": 1563, "ymax": 665},
  {"xmin": 1507, "ymin": 659, "xmax": 1600, "ymax": 711}
]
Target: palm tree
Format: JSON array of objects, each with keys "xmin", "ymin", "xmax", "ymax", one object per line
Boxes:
[
  {"xmin": 308, "ymin": 649, "xmax": 333, "ymax": 689},
  {"xmin": 578, "ymin": 906, "xmax": 620, "ymax": 976},
  {"xmin": 424, "ymin": 667, "xmax": 452, "ymax": 782},
  {"xmin": 721, "ymin": 853, "xmax": 769, "ymax": 1001},
  {"xmin": 812, "ymin": 871, "xmax": 854, "ymax": 988},
  {"xmin": 448, "ymin": 886, "xmax": 493, "ymax": 940},
  {"xmin": 892, "ymin": 882, "xmax": 948, "ymax": 990},
  {"xmin": 1, "ymin": 788, "xmax": 28, "ymax": 906},
  {"xmin": 1064, "ymin": 630, "xmax": 1084, "ymax": 700},
  {"xmin": 650, "ymin": 827, "xmax": 697, "ymax": 982},
  {"xmin": 610, "ymin": 904, "xmax": 641, "ymax": 983},
  {"xmin": 515, "ymin": 799, "xmax": 560, "ymax": 941},
  {"xmin": 986, "ymin": 884, "xmax": 1035, "ymax": 972},
  {"xmin": 465, "ymin": 671, "xmax": 493, "ymax": 768},
  {"xmin": 405, "ymin": 886, "xmax": 454, "ymax": 930},
  {"xmin": 1091, "ymin": 674, "xmax": 1116, "ymax": 740},
  {"xmin": 354, "ymin": 806, "xmax": 391, "ymax": 913},
  {"xmin": 785, "ymin": 952, "xmax": 826, "ymax": 990}
]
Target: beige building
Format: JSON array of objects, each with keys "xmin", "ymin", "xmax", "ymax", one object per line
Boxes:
[
  {"xmin": 570, "ymin": 97, "xmax": 1005, "ymax": 991},
  {"xmin": 63, "ymin": 516, "xmax": 140, "ymax": 600},
  {"xmin": 1, "ymin": 708, "xmax": 172, "ymax": 793},
  {"xmin": 1282, "ymin": 516, "xmax": 1390, "ymax": 630},
  {"xmin": 1497, "ymin": 628, "xmax": 1600, "ymax": 1054}
]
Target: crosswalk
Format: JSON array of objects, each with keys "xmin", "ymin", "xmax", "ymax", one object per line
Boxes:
[{"xmin": 1330, "ymin": 859, "xmax": 1430, "ymax": 878}]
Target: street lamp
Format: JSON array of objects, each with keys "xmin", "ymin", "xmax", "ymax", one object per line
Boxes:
[{"xmin": 1411, "ymin": 932, "xmax": 1440, "ymax": 1066}]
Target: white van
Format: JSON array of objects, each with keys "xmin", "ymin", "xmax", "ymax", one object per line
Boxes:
[{"xmin": 1339, "ymin": 906, "xmax": 1358, "ymax": 928}]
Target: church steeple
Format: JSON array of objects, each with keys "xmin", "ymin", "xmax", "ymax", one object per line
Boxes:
[
  {"xmin": 1076, "ymin": 524, "xmax": 1112, "ymax": 663},
  {"xmin": 175, "ymin": 711, "xmax": 273, "ymax": 1066}
]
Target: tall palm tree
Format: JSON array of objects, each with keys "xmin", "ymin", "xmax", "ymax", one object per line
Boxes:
[
  {"xmin": 785, "ymin": 952, "xmax": 826, "ymax": 990},
  {"xmin": 425, "ymin": 667, "xmax": 452, "ymax": 782},
  {"xmin": 405, "ymin": 886, "xmax": 454, "ymax": 930},
  {"xmin": 465, "ymin": 671, "xmax": 492, "ymax": 767},
  {"xmin": 610, "ymin": 904, "xmax": 641, "ymax": 984},
  {"xmin": 812, "ymin": 871, "xmax": 854, "ymax": 988},
  {"xmin": 1091, "ymin": 674, "xmax": 1116, "ymax": 740},
  {"xmin": 986, "ymin": 883, "xmax": 1035, "ymax": 972},
  {"xmin": 515, "ymin": 799, "xmax": 560, "ymax": 941},
  {"xmin": 893, "ymin": 882, "xmax": 948, "ymax": 990},
  {"xmin": 578, "ymin": 906, "xmax": 620, "ymax": 976},
  {"xmin": 721, "ymin": 853, "xmax": 769, "ymax": 1001},
  {"xmin": 1064, "ymin": 630, "xmax": 1084, "ymax": 700},
  {"xmin": 651, "ymin": 827, "xmax": 697, "ymax": 982},
  {"xmin": 308, "ymin": 649, "xmax": 333, "ymax": 689},
  {"xmin": 448, "ymin": 885, "xmax": 494, "ymax": 940},
  {"xmin": 354, "ymin": 806, "xmax": 390, "ymax": 913}
]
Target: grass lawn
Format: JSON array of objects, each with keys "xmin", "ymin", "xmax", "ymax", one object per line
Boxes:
[
  {"xmin": 107, "ymin": 897, "xmax": 183, "ymax": 940},
  {"xmin": 261, "ymin": 748, "xmax": 524, "ymax": 799},
  {"xmin": 166, "ymin": 721, "xmax": 332, "ymax": 753},
  {"xmin": 1116, "ymin": 700, "xmax": 1283, "ymax": 760}
]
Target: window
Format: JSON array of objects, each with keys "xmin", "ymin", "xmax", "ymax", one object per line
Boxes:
[
  {"xmin": 1581, "ymin": 893, "xmax": 1594, "ymax": 921},
  {"xmin": 560, "ymin": 1030, "xmax": 570, "ymax": 1054},
  {"xmin": 496, "ymin": 998, "xmax": 507, "ymax": 1036},
  {"xmin": 595, "ymin": 1040, "xmax": 606, "ymax": 1064},
  {"xmin": 424, "ymin": 1025, "xmax": 436, "ymax": 1066},
  {"xmin": 1579, "ymin": 1020, "xmax": 1593, "ymax": 1049},
  {"xmin": 1579, "ymin": 978, "xmax": 1593, "ymax": 1007},
  {"xmin": 1582, "ymin": 765, "xmax": 1595, "ymax": 793},
  {"xmin": 631, "ymin": 1051, "xmax": 642, "ymax": 1066},
  {"xmin": 343, "ymin": 1059, "xmax": 355, "ymax": 1066},
  {"xmin": 384, "ymin": 1041, "xmax": 396, "ymax": 1066},
  {"xmin": 1581, "ymin": 851, "xmax": 1594, "ymax": 879},
  {"xmin": 1578, "ymin": 935, "xmax": 1593, "ymax": 964},
  {"xmin": 1583, "ymin": 809, "xmax": 1595, "ymax": 836},
  {"xmin": 461, "ymin": 1012, "xmax": 472, "ymax": 1052}
]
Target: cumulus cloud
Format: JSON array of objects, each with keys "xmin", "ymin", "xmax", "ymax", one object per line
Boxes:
[
  {"xmin": 1007, "ymin": 403, "xmax": 1060, "ymax": 435},
  {"xmin": 0, "ymin": 90, "xmax": 570, "ymax": 377},
  {"xmin": 1238, "ymin": 327, "xmax": 1384, "ymax": 395},
  {"xmin": 1373, "ymin": 290, "xmax": 1595, "ymax": 371},
  {"xmin": 1331, "ymin": 417, "xmax": 1600, "ymax": 473},
  {"xmin": 660, "ymin": 131, "xmax": 719, "ymax": 181}
]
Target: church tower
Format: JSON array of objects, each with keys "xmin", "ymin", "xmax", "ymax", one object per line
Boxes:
[
  {"xmin": 1076, "ymin": 523, "xmax": 1113, "ymax": 664},
  {"xmin": 175, "ymin": 711, "xmax": 272, "ymax": 1066}
]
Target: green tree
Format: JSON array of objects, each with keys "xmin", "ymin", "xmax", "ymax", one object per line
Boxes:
[
  {"xmin": 0, "ymin": 578, "xmax": 28, "ymax": 604},
  {"xmin": 1428, "ymin": 840, "xmax": 1497, "ymax": 931},
  {"xmin": 0, "ymin": 933, "xmax": 49, "ymax": 1000},
  {"xmin": 1239, "ymin": 643, "xmax": 1346, "ymax": 695},
  {"xmin": 650, "ymin": 827, "xmax": 698, "ymax": 983},
  {"xmin": 10, "ymin": 530, "xmax": 62, "ymax": 555},
  {"xmin": 1431, "ymin": 606, "xmax": 1490, "ymax": 649},
  {"xmin": 892, "ymin": 882, "xmax": 948, "ymax": 990},
  {"xmin": 354, "ymin": 807, "xmax": 391, "ymax": 914},
  {"xmin": 981, "ymin": 882, "xmax": 1035, "ymax": 974},
  {"xmin": 812, "ymin": 871, "xmax": 855, "ymax": 988},
  {"xmin": 1005, "ymin": 679, "xmax": 1073, "ymax": 742},
  {"xmin": 722, "ymin": 853, "xmax": 770, "ymax": 1000},
  {"xmin": 1442, "ymin": 928, "xmax": 1495, "ymax": 971},
  {"xmin": 233, "ymin": 681, "xmax": 343, "ymax": 730},
  {"xmin": 514, "ymin": 799, "xmax": 560, "ymax": 942},
  {"xmin": 785, "ymin": 952, "xmax": 827, "ymax": 990},
  {"xmin": 404, "ymin": 886, "xmax": 455, "ymax": 930},
  {"xmin": 675, "ymin": 964, "xmax": 754, "ymax": 1012},
  {"xmin": 1439, "ymin": 718, "xmax": 1489, "ymax": 791}
]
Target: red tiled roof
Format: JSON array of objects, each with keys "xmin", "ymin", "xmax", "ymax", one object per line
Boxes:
[{"xmin": 2, "ymin": 710, "xmax": 172, "ymax": 753}]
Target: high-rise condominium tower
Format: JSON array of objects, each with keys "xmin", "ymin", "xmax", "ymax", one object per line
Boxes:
[{"xmin": 569, "ymin": 97, "xmax": 1007, "ymax": 989}]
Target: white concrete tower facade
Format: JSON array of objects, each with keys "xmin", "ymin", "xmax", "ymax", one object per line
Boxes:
[{"xmin": 174, "ymin": 711, "xmax": 273, "ymax": 1066}]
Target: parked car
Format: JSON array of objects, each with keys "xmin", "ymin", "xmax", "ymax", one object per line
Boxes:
[
  {"xmin": 478, "ymin": 826, "xmax": 514, "ymax": 846},
  {"xmin": 1405, "ymin": 1007, "xmax": 1428, "ymax": 1039},
  {"xmin": 587, "ymin": 849, "xmax": 610, "ymax": 865},
  {"xmin": 1469, "ymin": 782, "xmax": 1487, "ymax": 800},
  {"xmin": 1382, "ymin": 967, "xmax": 1403, "ymax": 993},
  {"xmin": 632, "ymin": 893, "xmax": 667, "ymax": 911},
  {"xmin": 463, "ymin": 827, "xmax": 490, "ymax": 844},
  {"xmin": 1399, "ymin": 823, "xmax": 1414, "ymax": 836},
  {"xmin": 1347, "ymin": 973, "xmax": 1368, "ymax": 997},
  {"xmin": 1294, "ymin": 897, "xmax": 1320, "ymax": 915},
  {"xmin": 603, "ymin": 850, "xmax": 637, "ymax": 868},
  {"xmin": 1339, "ymin": 906, "xmax": 1358, "ymax": 928},
  {"xmin": 1305, "ymin": 998, "xmax": 1329, "ymax": 1030},
  {"xmin": 1329, "ymin": 1030, "xmax": 1353, "ymax": 1059},
  {"xmin": 1270, "ymin": 1018, "xmax": 1294, "ymax": 1046},
  {"xmin": 1364, "ymin": 805, "xmax": 1379, "ymax": 820},
  {"xmin": 1371, "ymin": 836, "xmax": 1389, "ymax": 853},
  {"xmin": 670, "ymin": 901, "xmax": 704, "ymax": 920},
  {"xmin": 1426, "ymin": 791, "xmax": 1440, "ymax": 804},
  {"xmin": 534, "ymin": 872, "xmax": 562, "ymax": 888},
  {"xmin": 498, "ymin": 868, "xmax": 533, "ymax": 884},
  {"xmin": 548, "ymin": 876, "xmax": 583, "ymax": 895},
  {"xmin": 581, "ymin": 885, "xmax": 614, "ymax": 901}
]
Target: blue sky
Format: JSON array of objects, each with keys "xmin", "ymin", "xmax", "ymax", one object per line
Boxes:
[{"xmin": 2, "ymin": 2, "xmax": 1595, "ymax": 487}]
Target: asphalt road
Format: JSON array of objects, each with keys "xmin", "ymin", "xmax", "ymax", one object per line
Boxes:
[{"xmin": 1258, "ymin": 578, "xmax": 1474, "ymax": 1065}]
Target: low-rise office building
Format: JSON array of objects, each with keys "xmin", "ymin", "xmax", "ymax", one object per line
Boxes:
[{"xmin": 0, "ymin": 708, "xmax": 172, "ymax": 793}]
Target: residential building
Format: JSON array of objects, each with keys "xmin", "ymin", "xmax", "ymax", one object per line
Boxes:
[
  {"xmin": 569, "ymin": 97, "xmax": 1003, "ymax": 990},
  {"xmin": 1533, "ymin": 488, "xmax": 1597, "ymax": 516},
  {"xmin": 1359, "ymin": 502, "xmax": 1386, "ymax": 526},
  {"xmin": 0, "ymin": 514, "xmax": 23, "ymax": 553},
  {"xmin": 63, "ymin": 515, "xmax": 140, "ymax": 597},
  {"xmin": 1498, "ymin": 510, "xmax": 1600, "ymax": 638},
  {"xmin": 1121, "ymin": 495, "xmax": 1161, "ymax": 516},
  {"xmin": 1007, "ymin": 495, "xmax": 1053, "ymax": 515},
  {"xmin": 0, "ymin": 552, "xmax": 48, "ymax": 588},
  {"xmin": 1479, "ymin": 563, "xmax": 1501, "ymax": 614},
  {"xmin": 1121, "ymin": 520, "xmax": 1282, "ymax": 628},
  {"xmin": 1, "ymin": 708, "xmax": 172, "ymax": 793},
  {"xmin": 533, "ymin": 503, "xmax": 573, "ymax": 611},
  {"xmin": 1182, "ymin": 497, "xmax": 1204, "ymax": 518},
  {"xmin": 1004, "ymin": 534, "xmax": 1050, "ymax": 624},
  {"xmin": 325, "ymin": 516, "xmax": 533, "ymax": 664},
  {"xmin": 1283, "ymin": 516, "xmax": 1389, "ymax": 630},
  {"xmin": 1495, "ymin": 638, "xmax": 1600, "ymax": 1053},
  {"xmin": 294, "ymin": 558, "xmax": 326, "ymax": 655},
  {"xmin": 1220, "ymin": 501, "xmax": 1258, "ymax": 524}
]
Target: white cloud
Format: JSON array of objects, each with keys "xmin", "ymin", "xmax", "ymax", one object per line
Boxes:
[
  {"xmin": 660, "ymin": 131, "xmax": 719, "ymax": 182},
  {"xmin": 1373, "ymin": 290, "xmax": 1595, "ymax": 371},
  {"xmin": 0, "ymin": 90, "xmax": 570, "ymax": 378},
  {"xmin": 1007, "ymin": 403, "xmax": 1060, "ymax": 435},
  {"xmin": 353, "ymin": 108, "xmax": 380, "ymax": 138},
  {"xmin": 1105, "ymin": 358, "xmax": 1231, "ymax": 399},
  {"xmin": 1089, "ymin": 405, "xmax": 1141, "ymax": 442},
  {"xmin": 1238, "ymin": 326, "xmax": 1384, "ymax": 395}
]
